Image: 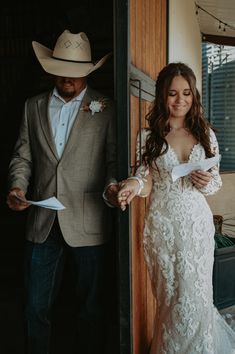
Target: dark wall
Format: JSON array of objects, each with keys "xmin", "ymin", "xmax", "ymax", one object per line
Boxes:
[{"xmin": 0, "ymin": 2, "xmax": 116, "ymax": 353}]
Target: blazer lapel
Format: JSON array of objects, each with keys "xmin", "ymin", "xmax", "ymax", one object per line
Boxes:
[{"xmin": 37, "ymin": 92, "xmax": 60, "ymax": 160}]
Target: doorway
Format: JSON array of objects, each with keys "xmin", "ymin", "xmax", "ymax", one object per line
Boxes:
[{"xmin": 0, "ymin": 2, "xmax": 120, "ymax": 353}]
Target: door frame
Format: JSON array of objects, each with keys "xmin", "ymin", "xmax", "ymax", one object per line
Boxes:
[{"xmin": 114, "ymin": 0, "xmax": 132, "ymax": 353}]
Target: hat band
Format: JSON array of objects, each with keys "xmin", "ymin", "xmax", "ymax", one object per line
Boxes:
[{"xmin": 52, "ymin": 55, "xmax": 93, "ymax": 64}]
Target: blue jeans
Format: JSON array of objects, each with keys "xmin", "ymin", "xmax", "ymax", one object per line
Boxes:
[{"xmin": 24, "ymin": 218, "xmax": 108, "ymax": 354}]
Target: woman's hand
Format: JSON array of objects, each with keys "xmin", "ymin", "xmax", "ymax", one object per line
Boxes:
[
  {"xmin": 117, "ymin": 179, "xmax": 140, "ymax": 211},
  {"xmin": 190, "ymin": 170, "xmax": 211, "ymax": 188}
]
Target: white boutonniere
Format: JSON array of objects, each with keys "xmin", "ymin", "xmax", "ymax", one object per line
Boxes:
[{"xmin": 81, "ymin": 99, "xmax": 107, "ymax": 116}]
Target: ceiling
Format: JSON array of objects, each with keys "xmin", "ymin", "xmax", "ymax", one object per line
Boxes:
[{"xmin": 196, "ymin": 0, "xmax": 235, "ymax": 39}]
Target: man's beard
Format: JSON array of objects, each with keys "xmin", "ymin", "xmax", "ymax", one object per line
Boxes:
[{"xmin": 56, "ymin": 87, "xmax": 75, "ymax": 99}]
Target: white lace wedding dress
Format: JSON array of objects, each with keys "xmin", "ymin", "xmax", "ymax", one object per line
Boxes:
[{"xmin": 136, "ymin": 129, "xmax": 235, "ymax": 354}]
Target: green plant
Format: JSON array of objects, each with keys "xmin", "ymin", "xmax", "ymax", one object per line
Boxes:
[
  {"xmin": 213, "ymin": 214, "xmax": 235, "ymax": 249},
  {"xmin": 214, "ymin": 232, "xmax": 235, "ymax": 249}
]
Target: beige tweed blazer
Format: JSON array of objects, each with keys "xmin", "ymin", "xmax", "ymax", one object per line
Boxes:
[{"xmin": 8, "ymin": 87, "xmax": 116, "ymax": 246}]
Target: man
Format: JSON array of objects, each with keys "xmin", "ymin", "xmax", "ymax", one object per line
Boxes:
[{"xmin": 7, "ymin": 30, "xmax": 118, "ymax": 354}]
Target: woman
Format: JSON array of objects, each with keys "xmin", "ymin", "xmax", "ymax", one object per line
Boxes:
[{"xmin": 118, "ymin": 62, "xmax": 235, "ymax": 353}]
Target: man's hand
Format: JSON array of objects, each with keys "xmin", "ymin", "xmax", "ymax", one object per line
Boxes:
[
  {"xmin": 7, "ymin": 188, "xmax": 30, "ymax": 211},
  {"xmin": 105, "ymin": 183, "xmax": 121, "ymax": 207}
]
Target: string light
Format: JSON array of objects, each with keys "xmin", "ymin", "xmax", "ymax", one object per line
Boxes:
[{"xmin": 195, "ymin": 2, "xmax": 235, "ymax": 33}]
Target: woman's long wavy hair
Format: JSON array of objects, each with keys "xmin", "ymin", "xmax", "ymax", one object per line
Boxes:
[{"xmin": 142, "ymin": 62, "xmax": 215, "ymax": 167}]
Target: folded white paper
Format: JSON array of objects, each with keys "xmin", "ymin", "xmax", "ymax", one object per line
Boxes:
[
  {"xmin": 27, "ymin": 197, "xmax": 66, "ymax": 210},
  {"xmin": 171, "ymin": 154, "xmax": 221, "ymax": 182},
  {"xmin": 13, "ymin": 193, "xmax": 66, "ymax": 210}
]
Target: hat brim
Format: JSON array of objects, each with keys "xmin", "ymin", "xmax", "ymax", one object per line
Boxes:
[{"xmin": 32, "ymin": 41, "xmax": 111, "ymax": 78}]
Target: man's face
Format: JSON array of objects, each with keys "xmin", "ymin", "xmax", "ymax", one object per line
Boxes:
[{"xmin": 55, "ymin": 76, "xmax": 87, "ymax": 101}]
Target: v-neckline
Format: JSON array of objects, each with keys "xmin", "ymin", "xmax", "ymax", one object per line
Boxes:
[{"xmin": 168, "ymin": 143, "xmax": 200, "ymax": 164}]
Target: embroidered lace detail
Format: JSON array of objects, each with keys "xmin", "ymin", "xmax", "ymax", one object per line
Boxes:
[
  {"xmin": 173, "ymin": 296, "xmax": 199, "ymax": 338},
  {"xmin": 195, "ymin": 324, "xmax": 213, "ymax": 353},
  {"xmin": 162, "ymin": 325, "xmax": 181, "ymax": 353},
  {"xmin": 135, "ymin": 129, "xmax": 235, "ymax": 353},
  {"xmin": 198, "ymin": 129, "xmax": 222, "ymax": 195}
]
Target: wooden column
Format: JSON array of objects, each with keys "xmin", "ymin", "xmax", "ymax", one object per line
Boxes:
[{"xmin": 129, "ymin": 1, "xmax": 167, "ymax": 353}]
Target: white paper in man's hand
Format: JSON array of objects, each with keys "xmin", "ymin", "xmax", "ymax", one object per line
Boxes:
[
  {"xmin": 171, "ymin": 154, "xmax": 221, "ymax": 182},
  {"xmin": 13, "ymin": 192, "xmax": 66, "ymax": 210},
  {"xmin": 27, "ymin": 197, "xmax": 66, "ymax": 210}
]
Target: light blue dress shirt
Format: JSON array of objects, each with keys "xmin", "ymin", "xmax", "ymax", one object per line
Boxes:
[
  {"xmin": 49, "ymin": 87, "xmax": 87, "ymax": 158},
  {"xmin": 49, "ymin": 86, "xmax": 115, "ymax": 206}
]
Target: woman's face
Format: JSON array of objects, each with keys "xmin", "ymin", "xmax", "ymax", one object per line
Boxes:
[{"xmin": 167, "ymin": 75, "xmax": 193, "ymax": 119}]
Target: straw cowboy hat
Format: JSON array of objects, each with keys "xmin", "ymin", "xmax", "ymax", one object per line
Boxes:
[{"xmin": 32, "ymin": 30, "xmax": 111, "ymax": 78}]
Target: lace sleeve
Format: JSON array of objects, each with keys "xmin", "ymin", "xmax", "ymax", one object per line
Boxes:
[
  {"xmin": 198, "ymin": 129, "xmax": 222, "ymax": 196},
  {"xmin": 134, "ymin": 128, "xmax": 150, "ymax": 179},
  {"xmin": 128, "ymin": 129, "xmax": 153, "ymax": 197}
]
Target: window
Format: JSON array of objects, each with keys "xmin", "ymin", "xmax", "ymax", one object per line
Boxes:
[{"xmin": 202, "ymin": 42, "xmax": 235, "ymax": 171}]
